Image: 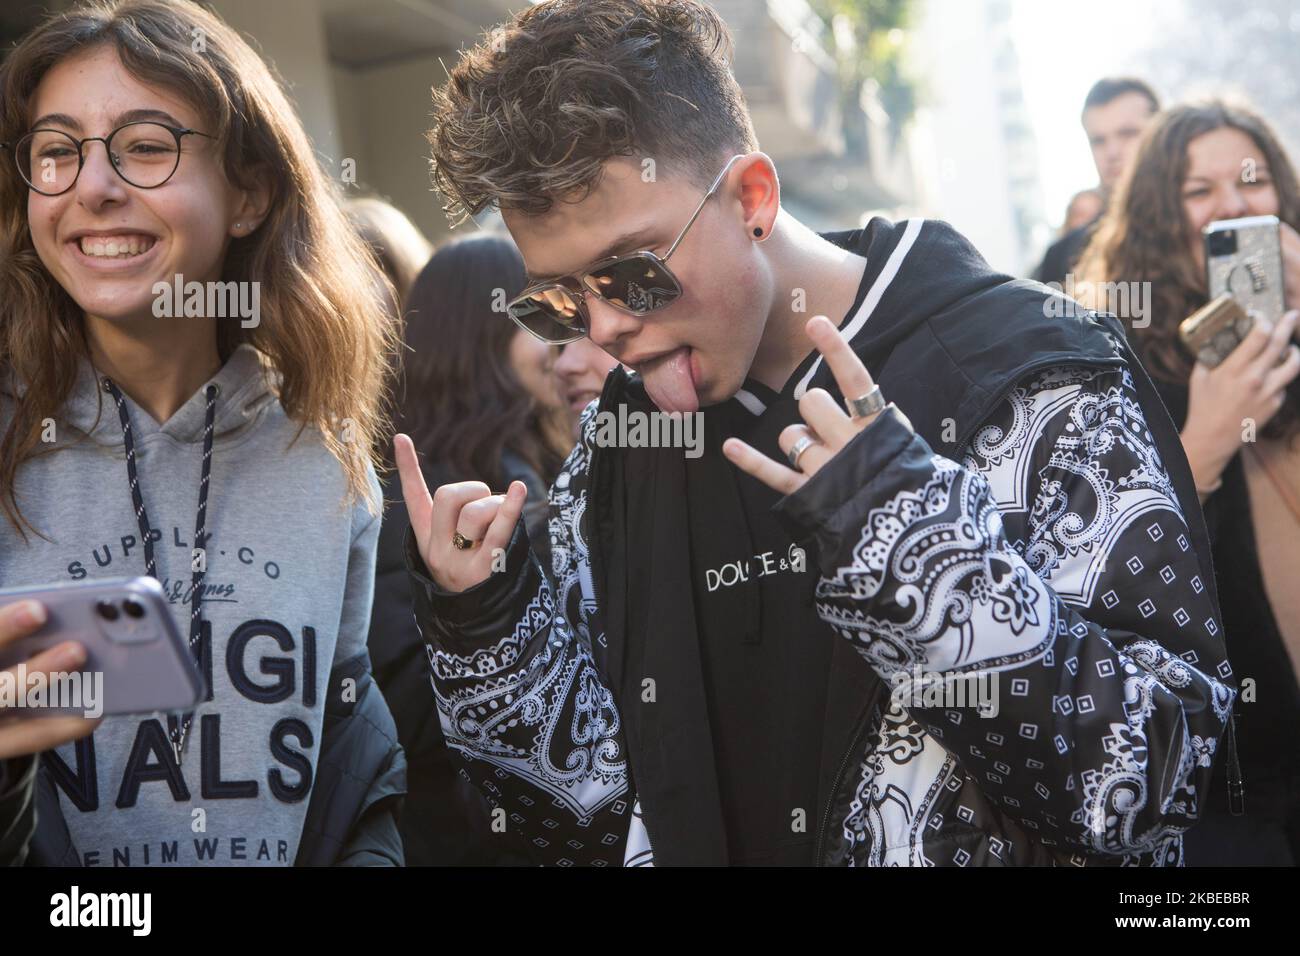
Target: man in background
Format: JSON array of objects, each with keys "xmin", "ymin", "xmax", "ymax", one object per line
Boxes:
[{"xmin": 1035, "ymin": 77, "xmax": 1160, "ymax": 284}]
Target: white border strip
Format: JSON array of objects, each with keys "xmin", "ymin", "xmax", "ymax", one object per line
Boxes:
[{"xmin": 793, "ymin": 217, "xmax": 925, "ymax": 399}]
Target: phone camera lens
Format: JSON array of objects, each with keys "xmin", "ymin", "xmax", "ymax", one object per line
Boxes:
[
  {"xmin": 95, "ymin": 600, "xmax": 120, "ymax": 621},
  {"xmin": 122, "ymin": 598, "xmax": 146, "ymax": 619},
  {"xmin": 1208, "ymin": 231, "xmax": 1238, "ymax": 257}
]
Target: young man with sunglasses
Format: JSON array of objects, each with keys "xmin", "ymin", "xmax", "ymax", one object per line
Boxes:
[{"xmin": 395, "ymin": 0, "xmax": 1235, "ymax": 866}]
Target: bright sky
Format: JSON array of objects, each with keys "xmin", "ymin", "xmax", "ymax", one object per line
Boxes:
[{"xmin": 1009, "ymin": 0, "xmax": 1170, "ymax": 223}]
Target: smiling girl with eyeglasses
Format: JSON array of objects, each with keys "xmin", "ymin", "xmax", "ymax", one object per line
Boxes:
[{"xmin": 0, "ymin": 0, "xmax": 403, "ymax": 867}]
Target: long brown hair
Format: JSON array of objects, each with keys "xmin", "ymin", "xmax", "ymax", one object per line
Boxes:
[
  {"xmin": 0, "ymin": 0, "xmax": 399, "ymax": 535},
  {"xmin": 1076, "ymin": 100, "xmax": 1300, "ymax": 439},
  {"xmin": 398, "ymin": 233, "xmax": 565, "ymax": 489}
]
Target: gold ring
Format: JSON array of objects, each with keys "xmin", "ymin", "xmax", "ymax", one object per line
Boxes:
[{"xmin": 451, "ymin": 532, "xmax": 475, "ymax": 550}]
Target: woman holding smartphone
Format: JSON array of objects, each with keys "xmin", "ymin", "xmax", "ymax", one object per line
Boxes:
[
  {"xmin": 0, "ymin": 0, "xmax": 402, "ymax": 865},
  {"xmin": 1077, "ymin": 100, "xmax": 1300, "ymax": 865}
]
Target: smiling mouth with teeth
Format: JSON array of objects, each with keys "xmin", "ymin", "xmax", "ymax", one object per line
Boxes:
[{"xmin": 77, "ymin": 235, "xmax": 156, "ymax": 258}]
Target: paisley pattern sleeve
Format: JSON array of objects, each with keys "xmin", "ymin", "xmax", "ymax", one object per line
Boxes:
[
  {"xmin": 788, "ymin": 365, "xmax": 1234, "ymax": 860},
  {"xmin": 406, "ymin": 402, "xmax": 633, "ymax": 866}
]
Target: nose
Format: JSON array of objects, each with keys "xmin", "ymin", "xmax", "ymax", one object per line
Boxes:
[
  {"xmin": 554, "ymin": 342, "xmax": 581, "ymax": 380},
  {"xmin": 584, "ymin": 296, "xmax": 642, "ymax": 354},
  {"xmin": 73, "ymin": 139, "xmax": 128, "ymax": 211},
  {"xmin": 1215, "ymin": 185, "xmax": 1250, "ymax": 220}
]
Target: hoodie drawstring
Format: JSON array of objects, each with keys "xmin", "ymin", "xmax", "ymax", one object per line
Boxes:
[{"xmin": 103, "ymin": 377, "xmax": 218, "ymax": 765}]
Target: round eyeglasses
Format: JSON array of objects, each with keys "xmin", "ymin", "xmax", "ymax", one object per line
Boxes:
[{"xmin": 2, "ymin": 122, "xmax": 214, "ymax": 196}]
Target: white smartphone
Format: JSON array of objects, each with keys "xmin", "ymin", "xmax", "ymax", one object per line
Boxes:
[
  {"xmin": 1204, "ymin": 215, "xmax": 1286, "ymax": 325},
  {"xmin": 0, "ymin": 576, "xmax": 205, "ymax": 716}
]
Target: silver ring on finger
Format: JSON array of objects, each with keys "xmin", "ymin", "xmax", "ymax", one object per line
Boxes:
[
  {"xmin": 787, "ymin": 434, "xmax": 818, "ymax": 470},
  {"xmin": 845, "ymin": 384, "xmax": 886, "ymax": 419}
]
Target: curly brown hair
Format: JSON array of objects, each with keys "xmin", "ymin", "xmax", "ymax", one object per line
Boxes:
[
  {"xmin": 1076, "ymin": 100, "xmax": 1300, "ymax": 440},
  {"xmin": 427, "ymin": 0, "xmax": 757, "ymax": 224}
]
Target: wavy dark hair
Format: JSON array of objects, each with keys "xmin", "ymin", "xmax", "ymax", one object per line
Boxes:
[
  {"xmin": 1077, "ymin": 100, "xmax": 1300, "ymax": 440},
  {"xmin": 427, "ymin": 0, "xmax": 757, "ymax": 224},
  {"xmin": 398, "ymin": 234, "xmax": 565, "ymax": 489}
]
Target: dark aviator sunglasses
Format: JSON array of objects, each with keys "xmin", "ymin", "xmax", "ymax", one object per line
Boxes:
[{"xmin": 506, "ymin": 154, "xmax": 745, "ymax": 344}]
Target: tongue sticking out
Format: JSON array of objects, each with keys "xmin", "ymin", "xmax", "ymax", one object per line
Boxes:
[{"xmin": 639, "ymin": 347, "xmax": 699, "ymax": 414}]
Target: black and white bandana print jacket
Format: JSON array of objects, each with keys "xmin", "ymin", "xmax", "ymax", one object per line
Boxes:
[{"xmin": 406, "ymin": 225, "xmax": 1233, "ymax": 868}]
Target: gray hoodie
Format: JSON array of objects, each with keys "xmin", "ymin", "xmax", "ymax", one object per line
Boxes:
[{"xmin": 0, "ymin": 344, "xmax": 381, "ymax": 866}]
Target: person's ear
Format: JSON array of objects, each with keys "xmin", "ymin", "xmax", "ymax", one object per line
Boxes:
[
  {"xmin": 229, "ymin": 167, "xmax": 273, "ymax": 239},
  {"xmin": 734, "ymin": 152, "xmax": 779, "ymax": 242}
]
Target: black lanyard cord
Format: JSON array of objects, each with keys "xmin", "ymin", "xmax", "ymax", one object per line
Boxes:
[{"xmin": 103, "ymin": 376, "xmax": 218, "ymax": 765}]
